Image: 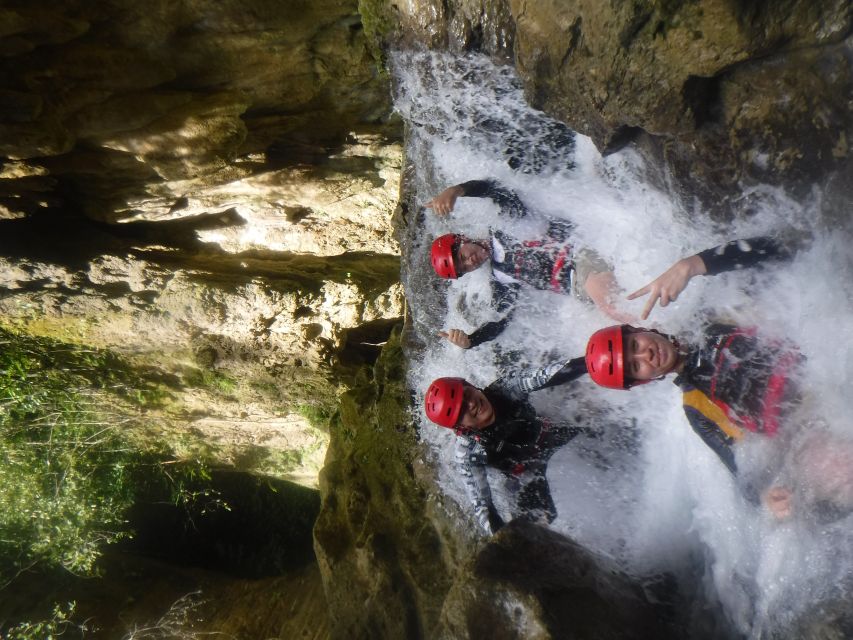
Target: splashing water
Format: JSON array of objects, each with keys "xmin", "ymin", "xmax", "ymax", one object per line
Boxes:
[{"xmin": 393, "ymin": 50, "xmax": 853, "ymax": 638}]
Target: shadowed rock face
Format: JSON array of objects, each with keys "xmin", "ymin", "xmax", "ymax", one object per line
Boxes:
[
  {"xmin": 385, "ymin": 0, "xmax": 853, "ymax": 219},
  {"xmin": 509, "ymin": 0, "xmax": 853, "ymax": 218},
  {"xmin": 1, "ymin": 0, "xmax": 393, "ymax": 215},
  {"xmin": 0, "ymin": 0, "xmax": 405, "ymax": 486}
]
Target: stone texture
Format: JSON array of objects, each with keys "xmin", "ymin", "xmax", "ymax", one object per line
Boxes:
[
  {"xmin": 509, "ymin": 0, "xmax": 853, "ymax": 215},
  {"xmin": 382, "ymin": 0, "xmax": 852, "ymax": 217},
  {"xmin": 0, "ymin": 0, "xmax": 404, "ymax": 489},
  {"xmin": 0, "ymin": 0, "xmax": 395, "ymax": 221}
]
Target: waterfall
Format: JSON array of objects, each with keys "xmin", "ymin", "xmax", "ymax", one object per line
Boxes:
[{"xmin": 393, "ymin": 50, "xmax": 853, "ymax": 638}]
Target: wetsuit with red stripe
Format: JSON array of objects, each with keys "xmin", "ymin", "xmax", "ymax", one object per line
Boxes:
[
  {"xmin": 459, "ymin": 179, "xmax": 793, "ymax": 348},
  {"xmin": 452, "ymin": 180, "xmax": 579, "ymax": 347},
  {"xmin": 674, "ymin": 324, "xmax": 803, "ymax": 475}
]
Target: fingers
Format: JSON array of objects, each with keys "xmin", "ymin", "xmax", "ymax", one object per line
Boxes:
[
  {"xmin": 640, "ymin": 293, "xmax": 659, "ymax": 321},
  {"xmin": 425, "ymin": 195, "xmax": 453, "ymax": 215},
  {"xmin": 763, "ymin": 486, "xmax": 793, "ymax": 520},
  {"xmin": 439, "ymin": 329, "xmax": 471, "ymax": 348},
  {"xmin": 626, "ymin": 284, "xmax": 650, "ymax": 301}
]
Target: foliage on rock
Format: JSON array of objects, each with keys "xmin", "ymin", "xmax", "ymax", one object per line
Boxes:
[{"xmin": 0, "ymin": 328, "xmax": 223, "ymax": 582}]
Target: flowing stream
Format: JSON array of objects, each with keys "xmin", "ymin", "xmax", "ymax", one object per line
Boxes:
[{"xmin": 393, "ymin": 50, "xmax": 853, "ymax": 638}]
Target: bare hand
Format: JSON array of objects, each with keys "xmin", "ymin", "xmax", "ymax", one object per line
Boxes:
[
  {"xmin": 763, "ymin": 486, "xmax": 794, "ymax": 520},
  {"xmin": 584, "ymin": 271, "xmax": 637, "ymax": 323},
  {"xmin": 438, "ymin": 329, "xmax": 472, "ymax": 349},
  {"xmin": 627, "ymin": 254, "xmax": 707, "ymax": 320},
  {"xmin": 425, "ymin": 185, "xmax": 465, "ymax": 216}
]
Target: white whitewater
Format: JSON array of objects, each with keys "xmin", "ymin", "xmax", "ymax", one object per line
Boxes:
[{"xmin": 393, "ymin": 50, "xmax": 853, "ymax": 638}]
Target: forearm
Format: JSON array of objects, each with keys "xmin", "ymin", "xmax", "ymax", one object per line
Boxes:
[
  {"xmin": 456, "ymin": 180, "xmax": 527, "ymax": 219},
  {"xmin": 501, "ymin": 357, "xmax": 586, "ymax": 399},
  {"xmin": 468, "ymin": 317, "xmax": 511, "ymax": 348},
  {"xmin": 455, "ymin": 438, "xmax": 497, "ymax": 533},
  {"xmin": 697, "ymin": 237, "xmax": 790, "ymax": 276},
  {"xmin": 457, "ymin": 180, "xmax": 494, "ymax": 198}
]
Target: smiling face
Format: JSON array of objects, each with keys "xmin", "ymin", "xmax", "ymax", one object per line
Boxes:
[
  {"xmin": 454, "ymin": 240, "xmax": 490, "ymax": 275},
  {"xmin": 624, "ymin": 331, "xmax": 680, "ymax": 381},
  {"xmin": 456, "ymin": 384, "xmax": 496, "ymax": 430}
]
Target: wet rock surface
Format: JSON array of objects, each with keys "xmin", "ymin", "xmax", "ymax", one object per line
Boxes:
[
  {"xmin": 382, "ymin": 0, "xmax": 852, "ymax": 219},
  {"xmin": 313, "ymin": 328, "xmax": 683, "ymax": 639}
]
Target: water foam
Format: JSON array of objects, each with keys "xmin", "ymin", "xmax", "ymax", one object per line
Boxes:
[{"xmin": 394, "ymin": 50, "xmax": 853, "ymax": 637}]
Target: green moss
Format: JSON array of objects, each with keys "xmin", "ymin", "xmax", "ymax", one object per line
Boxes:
[
  {"xmin": 316, "ymin": 324, "xmax": 458, "ymax": 633},
  {"xmin": 358, "ymin": 0, "xmax": 395, "ymax": 74},
  {"xmin": 297, "ymin": 402, "xmax": 333, "ymax": 429},
  {"xmin": 0, "ymin": 328, "xmax": 227, "ymax": 582},
  {"xmin": 184, "ymin": 367, "xmax": 237, "ymax": 395}
]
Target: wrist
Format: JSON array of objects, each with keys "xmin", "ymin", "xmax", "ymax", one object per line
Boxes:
[{"xmin": 687, "ymin": 254, "xmax": 707, "ymax": 276}]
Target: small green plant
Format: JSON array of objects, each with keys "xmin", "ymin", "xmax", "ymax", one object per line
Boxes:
[
  {"xmin": 3, "ymin": 602, "xmax": 89, "ymax": 639},
  {"xmin": 358, "ymin": 0, "xmax": 395, "ymax": 74},
  {"xmin": 184, "ymin": 368, "xmax": 237, "ymax": 395},
  {"xmin": 0, "ymin": 329, "xmax": 225, "ymax": 584},
  {"xmin": 296, "ymin": 402, "xmax": 333, "ymax": 429}
]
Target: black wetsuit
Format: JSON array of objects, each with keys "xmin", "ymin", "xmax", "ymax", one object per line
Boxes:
[
  {"xmin": 451, "ymin": 180, "xmax": 584, "ymax": 347},
  {"xmin": 454, "ymin": 357, "xmax": 587, "ymax": 534}
]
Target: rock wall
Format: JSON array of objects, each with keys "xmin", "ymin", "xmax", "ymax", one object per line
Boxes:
[
  {"xmin": 0, "ymin": 0, "xmax": 405, "ymax": 484},
  {"xmin": 382, "ymin": 0, "xmax": 852, "ymax": 218}
]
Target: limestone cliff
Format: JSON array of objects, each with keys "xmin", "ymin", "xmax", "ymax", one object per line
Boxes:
[{"xmin": 0, "ymin": 0, "xmax": 404, "ymax": 485}]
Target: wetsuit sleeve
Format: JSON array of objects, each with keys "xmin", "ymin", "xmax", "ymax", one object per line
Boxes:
[
  {"xmin": 457, "ymin": 180, "xmax": 529, "ymax": 219},
  {"xmin": 468, "ymin": 317, "xmax": 511, "ymax": 348},
  {"xmin": 682, "ymin": 397, "xmax": 766, "ymax": 505},
  {"xmin": 454, "ymin": 436, "xmax": 503, "ymax": 535},
  {"xmin": 546, "ymin": 218, "xmax": 575, "ymax": 243},
  {"xmin": 467, "ymin": 281, "xmax": 520, "ymax": 348},
  {"xmin": 499, "ymin": 357, "xmax": 588, "ymax": 400},
  {"xmin": 697, "ymin": 237, "xmax": 792, "ymax": 276}
]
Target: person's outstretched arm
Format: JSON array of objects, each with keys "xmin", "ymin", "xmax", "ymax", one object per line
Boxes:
[
  {"xmin": 497, "ymin": 356, "xmax": 587, "ymax": 401},
  {"xmin": 439, "ymin": 280, "xmax": 519, "ymax": 349},
  {"xmin": 455, "ymin": 436, "xmax": 504, "ymax": 535},
  {"xmin": 426, "ymin": 180, "xmax": 528, "ymax": 219},
  {"xmin": 628, "ymin": 237, "xmax": 792, "ymax": 320}
]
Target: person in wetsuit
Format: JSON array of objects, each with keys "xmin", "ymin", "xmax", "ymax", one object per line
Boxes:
[
  {"xmin": 586, "ymin": 323, "xmax": 801, "ymax": 479},
  {"xmin": 426, "ymin": 179, "xmax": 631, "ymax": 350},
  {"xmin": 424, "ymin": 356, "xmax": 588, "ymax": 535},
  {"xmin": 585, "ymin": 236, "xmax": 853, "ymax": 522}
]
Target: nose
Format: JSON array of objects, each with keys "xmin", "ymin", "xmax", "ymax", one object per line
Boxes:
[
  {"xmin": 465, "ymin": 395, "xmax": 477, "ymax": 413},
  {"xmin": 631, "ymin": 343, "xmax": 654, "ymax": 364}
]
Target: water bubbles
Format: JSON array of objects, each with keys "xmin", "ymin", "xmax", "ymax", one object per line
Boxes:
[{"xmin": 394, "ymin": 49, "xmax": 853, "ymax": 638}]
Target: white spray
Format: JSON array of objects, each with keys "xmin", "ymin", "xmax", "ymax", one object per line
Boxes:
[{"xmin": 393, "ymin": 50, "xmax": 853, "ymax": 638}]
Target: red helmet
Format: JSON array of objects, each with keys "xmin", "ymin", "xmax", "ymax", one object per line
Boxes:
[
  {"xmin": 424, "ymin": 377, "xmax": 465, "ymax": 427},
  {"xmin": 586, "ymin": 325, "xmax": 627, "ymax": 389},
  {"xmin": 431, "ymin": 234, "xmax": 459, "ymax": 279}
]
